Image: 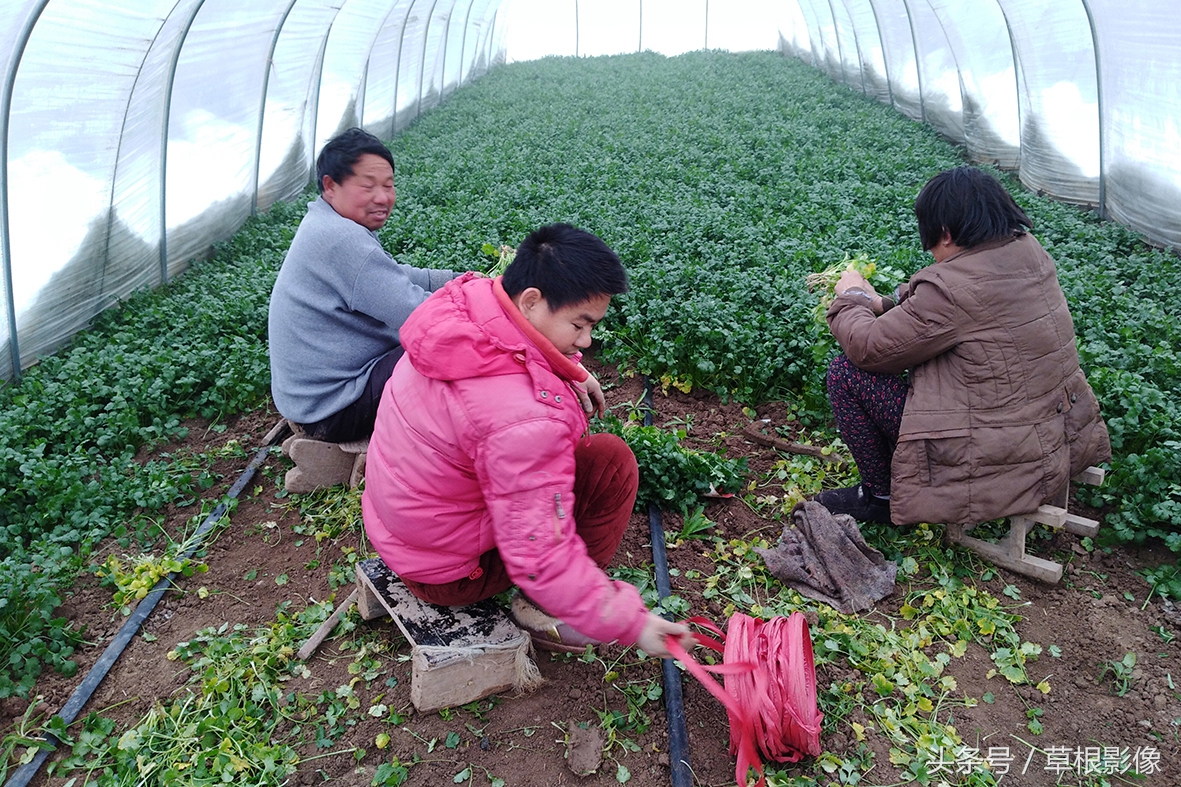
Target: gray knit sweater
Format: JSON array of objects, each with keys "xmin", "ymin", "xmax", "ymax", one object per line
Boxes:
[{"xmin": 268, "ymin": 197, "xmax": 457, "ymax": 424}]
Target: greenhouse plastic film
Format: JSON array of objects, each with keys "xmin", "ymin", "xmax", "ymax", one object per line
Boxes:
[
  {"xmin": 394, "ymin": 1, "xmax": 433, "ymax": 131},
  {"xmin": 7, "ymin": 0, "xmax": 175, "ymax": 372},
  {"xmin": 776, "ymin": 1, "xmax": 813, "ymax": 63},
  {"xmin": 904, "ymin": 0, "xmax": 963, "ymax": 144},
  {"xmin": 1088, "ymin": 1, "xmax": 1181, "ymax": 249},
  {"xmin": 0, "ymin": 0, "xmax": 510, "ymax": 381},
  {"xmin": 363, "ymin": 9, "xmax": 411, "ymax": 142},
  {"xmin": 442, "ymin": 0, "xmax": 471, "ymax": 98},
  {"xmin": 869, "ymin": 0, "xmax": 922, "ymax": 122},
  {"xmin": 927, "ymin": 0, "xmax": 1019, "ymax": 169},
  {"xmin": 996, "ymin": 0, "xmax": 1100, "ymax": 206},
  {"xmin": 0, "ymin": 0, "xmax": 44, "ymax": 379},
  {"xmin": 164, "ymin": 1, "xmax": 286, "ymax": 279},
  {"xmin": 257, "ymin": 2, "xmax": 342, "ymax": 212},
  {"xmin": 830, "ymin": 0, "xmax": 867, "ymax": 96},
  {"xmin": 418, "ymin": 0, "xmax": 460, "ymax": 116},
  {"xmin": 316, "ymin": 0, "xmax": 401, "ymax": 157},
  {"xmin": 107, "ymin": 1, "xmax": 203, "ymax": 293},
  {"xmin": 840, "ymin": 0, "xmax": 890, "ymax": 106},
  {"xmin": 800, "ymin": 0, "xmax": 844, "ymax": 85},
  {"xmin": 458, "ymin": 0, "xmax": 500, "ymax": 84}
]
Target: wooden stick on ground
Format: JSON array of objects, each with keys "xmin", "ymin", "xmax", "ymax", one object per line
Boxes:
[
  {"xmin": 742, "ymin": 422, "xmax": 839, "ymax": 462},
  {"xmin": 297, "ymin": 587, "xmax": 359, "ymax": 661}
]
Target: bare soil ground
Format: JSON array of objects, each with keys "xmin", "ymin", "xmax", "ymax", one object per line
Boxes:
[{"xmin": 5, "ymin": 356, "xmax": 1180, "ymax": 787}]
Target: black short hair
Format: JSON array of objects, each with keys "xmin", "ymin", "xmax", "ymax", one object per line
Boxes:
[
  {"xmin": 914, "ymin": 166, "xmax": 1033, "ymax": 251},
  {"xmin": 315, "ymin": 128, "xmax": 395, "ymax": 194},
  {"xmin": 502, "ymin": 223, "xmax": 628, "ymax": 311}
]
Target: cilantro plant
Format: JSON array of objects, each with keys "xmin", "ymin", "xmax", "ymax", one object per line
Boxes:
[{"xmin": 593, "ymin": 413, "xmax": 747, "ymax": 512}]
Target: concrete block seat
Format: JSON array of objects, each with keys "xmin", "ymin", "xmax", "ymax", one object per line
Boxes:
[
  {"xmin": 944, "ymin": 466, "xmax": 1106, "ymax": 583},
  {"xmin": 354, "ymin": 557, "xmax": 540, "ymax": 712},
  {"xmin": 280, "ymin": 420, "xmax": 367, "ymax": 494}
]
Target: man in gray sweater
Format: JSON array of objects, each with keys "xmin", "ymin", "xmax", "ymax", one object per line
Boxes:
[{"xmin": 268, "ymin": 128, "xmax": 458, "ymax": 443}]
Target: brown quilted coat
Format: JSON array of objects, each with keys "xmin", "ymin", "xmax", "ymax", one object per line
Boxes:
[{"xmin": 827, "ymin": 232, "xmax": 1111, "ymax": 526}]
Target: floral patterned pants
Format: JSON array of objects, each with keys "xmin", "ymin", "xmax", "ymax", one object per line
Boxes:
[{"xmin": 826, "ymin": 354, "xmax": 908, "ymax": 497}]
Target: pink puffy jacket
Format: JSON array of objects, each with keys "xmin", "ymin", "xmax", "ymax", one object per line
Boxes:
[{"xmin": 361, "ymin": 273, "xmax": 648, "ymax": 646}]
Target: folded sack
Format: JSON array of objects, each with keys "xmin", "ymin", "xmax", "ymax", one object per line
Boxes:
[{"xmin": 755, "ymin": 500, "xmax": 897, "ymax": 614}]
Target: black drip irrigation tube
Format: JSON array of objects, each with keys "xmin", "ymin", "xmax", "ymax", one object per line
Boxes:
[
  {"xmin": 642, "ymin": 377, "xmax": 693, "ymax": 787},
  {"xmin": 4, "ymin": 418, "xmax": 292, "ymax": 787}
]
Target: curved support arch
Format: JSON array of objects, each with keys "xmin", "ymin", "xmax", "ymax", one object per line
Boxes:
[
  {"xmin": 102, "ymin": 4, "xmax": 189, "ymax": 302},
  {"xmin": 823, "ymin": 0, "xmax": 849, "ymax": 85},
  {"xmin": 417, "ymin": 0, "xmax": 443, "ymax": 119},
  {"xmin": 157, "ymin": 1, "xmax": 206, "ymax": 286},
  {"xmin": 1079, "ymin": 0, "xmax": 1105, "ymax": 217},
  {"xmin": 863, "ymin": 0, "xmax": 895, "ymax": 108},
  {"xmin": 832, "ymin": 0, "xmax": 867, "ymax": 94},
  {"xmin": 898, "ymin": 0, "xmax": 925, "ymax": 122},
  {"xmin": 457, "ymin": 0, "xmax": 479, "ymax": 87},
  {"xmin": 0, "ymin": 1, "xmax": 49, "ymax": 379},
  {"xmin": 252, "ymin": 0, "xmax": 300, "ymax": 215},
  {"xmin": 392, "ymin": 0, "xmax": 420, "ymax": 134},
  {"xmin": 359, "ymin": 2, "xmax": 416, "ymax": 139}
]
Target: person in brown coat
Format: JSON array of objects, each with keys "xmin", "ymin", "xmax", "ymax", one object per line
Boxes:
[{"xmin": 815, "ymin": 166, "xmax": 1111, "ymax": 526}]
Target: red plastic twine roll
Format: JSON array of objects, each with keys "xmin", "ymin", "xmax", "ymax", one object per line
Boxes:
[{"xmin": 665, "ymin": 612, "xmax": 824, "ymax": 787}]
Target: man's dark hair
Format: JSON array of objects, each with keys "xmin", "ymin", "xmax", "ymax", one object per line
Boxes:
[
  {"xmin": 502, "ymin": 223, "xmax": 628, "ymax": 311},
  {"xmin": 315, "ymin": 128, "xmax": 395, "ymax": 193},
  {"xmin": 914, "ymin": 166, "xmax": 1033, "ymax": 251}
]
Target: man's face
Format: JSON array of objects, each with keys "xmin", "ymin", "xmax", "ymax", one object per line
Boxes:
[
  {"xmin": 523, "ymin": 292, "xmax": 612, "ymax": 358},
  {"xmin": 322, "ymin": 153, "xmax": 396, "ymax": 231}
]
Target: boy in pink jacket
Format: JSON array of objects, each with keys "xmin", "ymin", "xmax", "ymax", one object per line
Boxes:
[{"xmin": 362, "ymin": 223, "xmax": 693, "ymax": 659}]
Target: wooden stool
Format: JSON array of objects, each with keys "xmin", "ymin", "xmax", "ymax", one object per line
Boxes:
[
  {"xmin": 280, "ymin": 420, "xmax": 367, "ymax": 494},
  {"xmin": 354, "ymin": 557, "xmax": 540, "ymax": 712},
  {"xmin": 945, "ymin": 466, "xmax": 1106, "ymax": 583}
]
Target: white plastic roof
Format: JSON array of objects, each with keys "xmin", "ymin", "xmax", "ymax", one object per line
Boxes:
[
  {"xmin": 2, "ymin": 1, "xmax": 1180, "ymax": 380},
  {"xmin": 0, "ymin": 0, "xmax": 507, "ymax": 380},
  {"xmin": 780, "ymin": 0, "xmax": 1181, "ymax": 250}
]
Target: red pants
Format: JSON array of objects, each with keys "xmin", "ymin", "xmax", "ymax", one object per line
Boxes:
[{"xmin": 400, "ymin": 432, "xmax": 639, "ymax": 607}]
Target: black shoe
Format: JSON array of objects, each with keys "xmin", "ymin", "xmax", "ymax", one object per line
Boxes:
[{"xmin": 814, "ymin": 484, "xmax": 892, "ymax": 524}]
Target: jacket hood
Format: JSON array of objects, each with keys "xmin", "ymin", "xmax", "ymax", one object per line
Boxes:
[{"xmin": 400, "ymin": 272, "xmax": 586, "ymax": 383}]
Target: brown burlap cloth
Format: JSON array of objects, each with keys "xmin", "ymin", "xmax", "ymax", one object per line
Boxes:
[{"xmin": 755, "ymin": 500, "xmax": 897, "ymax": 614}]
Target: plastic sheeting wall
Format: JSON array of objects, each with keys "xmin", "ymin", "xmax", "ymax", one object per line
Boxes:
[
  {"xmin": 0, "ymin": 0, "xmax": 508, "ymax": 380},
  {"xmin": 778, "ymin": 0, "xmax": 1181, "ymax": 252}
]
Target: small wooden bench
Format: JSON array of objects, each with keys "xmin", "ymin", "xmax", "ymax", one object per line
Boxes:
[
  {"xmin": 354, "ymin": 557, "xmax": 539, "ymax": 712},
  {"xmin": 280, "ymin": 420, "xmax": 367, "ymax": 494},
  {"xmin": 945, "ymin": 466, "xmax": 1106, "ymax": 583}
]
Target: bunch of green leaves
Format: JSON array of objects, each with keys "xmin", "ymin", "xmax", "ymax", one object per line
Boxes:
[
  {"xmin": 592, "ymin": 413, "xmax": 747, "ymax": 512},
  {"xmin": 1098, "ymin": 652, "xmax": 1137, "ymax": 697},
  {"xmin": 804, "ymin": 253, "xmax": 906, "ymax": 369},
  {"xmin": 94, "ymin": 551, "xmax": 208, "ymax": 616},
  {"xmin": 480, "ymin": 242, "xmax": 516, "ymax": 277}
]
